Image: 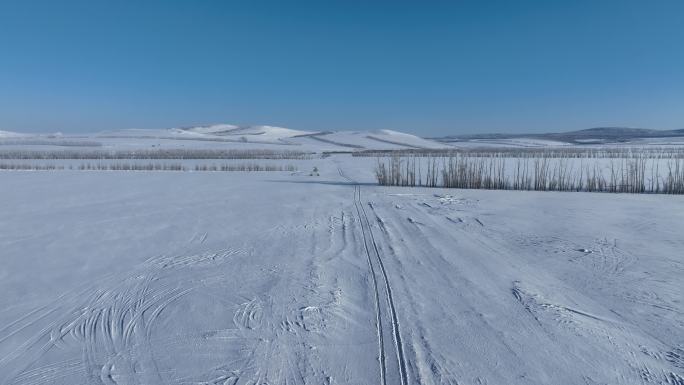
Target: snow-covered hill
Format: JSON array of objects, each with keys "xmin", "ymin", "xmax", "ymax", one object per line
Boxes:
[
  {"xmin": 85, "ymin": 124, "xmax": 452, "ymax": 151},
  {"xmin": 292, "ymin": 129, "xmax": 450, "ymax": 150},
  {"xmin": 0, "ymin": 130, "xmax": 30, "ymax": 138},
  {"xmin": 177, "ymin": 124, "xmax": 240, "ymax": 135},
  {"xmin": 174, "ymin": 125, "xmax": 449, "ymax": 149},
  {"xmin": 178, "ymin": 124, "xmax": 311, "ymax": 139}
]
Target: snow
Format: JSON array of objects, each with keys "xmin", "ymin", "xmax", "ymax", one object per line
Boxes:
[
  {"xmin": 442, "ymin": 136, "xmax": 684, "ymax": 148},
  {"xmin": 84, "ymin": 124, "xmax": 454, "ymax": 150},
  {"xmin": 176, "ymin": 124, "xmax": 316, "ymax": 144},
  {"xmin": 0, "ymin": 124, "xmax": 453, "ymax": 152},
  {"xmin": 0, "ymin": 130, "xmax": 31, "ymax": 138},
  {"xmin": 446, "ymin": 137, "xmax": 572, "ymax": 148},
  {"xmin": 178, "ymin": 123, "xmax": 240, "ymax": 135},
  {"xmin": 0, "ymin": 148, "xmax": 682, "ymax": 384},
  {"xmin": 628, "ymin": 136, "xmax": 684, "ymax": 146},
  {"xmin": 293, "ymin": 130, "xmax": 450, "ymax": 150},
  {"xmin": 169, "ymin": 125, "xmax": 451, "ymax": 149}
]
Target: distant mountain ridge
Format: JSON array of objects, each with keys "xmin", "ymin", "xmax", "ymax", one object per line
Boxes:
[{"xmin": 435, "ymin": 127, "xmax": 684, "ymax": 144}]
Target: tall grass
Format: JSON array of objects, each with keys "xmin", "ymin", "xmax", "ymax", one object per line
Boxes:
[{"xmin": 375, "ymin": 154, "xmax": 684, "ymax": 194}]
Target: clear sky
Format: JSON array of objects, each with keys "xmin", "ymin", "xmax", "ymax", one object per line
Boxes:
[{"xmin": 1, "ymin": 0, "xmax": 682, "ymax": 136}]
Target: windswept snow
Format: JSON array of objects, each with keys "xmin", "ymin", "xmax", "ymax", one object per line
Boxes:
[
  {"xmin": 0, "ymin": 124, "xmax": 452, "ymax": 151},
  {"xmin": 295, "ymin": 130, "xmax": 450, "ymax": 150},
  {"xmin": 0, "ymin": 151, "xmax": 682, "ymax": 384},
  {"xmin": 178, "ymin": 124, "xmax": 316, "ymax": 144},
  {"xmin": 178, "ymin": 123, "xmax": 241, "ymax": 135},
  {"xmin": 172, "ymin": 125, "xmax": 450, "ymax": 149}
]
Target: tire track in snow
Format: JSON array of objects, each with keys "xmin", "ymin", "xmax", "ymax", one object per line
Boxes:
[
  {"xmin": 0, "ymin": 248, "xmax": 244, "ymax": 385},
  {"xmin": 338, "ymin": 167, "xmax": 408, "ymax": 385}
]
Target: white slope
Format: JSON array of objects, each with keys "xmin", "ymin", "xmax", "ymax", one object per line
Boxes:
[
  {"xmin": 294, "ymin": 129, "xmax": 450, "ymax": 150},
  {"xmin": 64, "ymin": 124, "xmax": 451, "ymax": 151},
  {"xmin": 0, "ymin": 154, "xmax": 681, "ymax": 385},
  {"xmin": 367, "ymin": 129, "xmax": 451, "ymax": 149},
  {"xmin": 173, "ymin": 124, "xmax": 450, "ymax": 149},
  {"xmin": 446, "ymin": 137, "xmax": 571, "ymax": 148},
  {"xmin": 176, "ymin": 124, "xmax": 314, "ymax": 142},
  {"xmin": 0, "ymin": 130, "xmax": 31, "ymax": 138},
  {"xmin": 97, "ymin": 125, "xmax": 317, "ymax": 146},
  {"xmin": 177, "ymin": 123, "xmax": 240, "ymax": 135},
  {"xmin": 626, "ymin": 136, "xmax": 684, "ymax": 146},
  {"xmin": 211, "ymin": 125, "xmax": 314, "ymax": 143}
]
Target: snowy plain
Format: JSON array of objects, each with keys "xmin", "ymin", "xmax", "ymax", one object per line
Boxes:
[{"xmin": 0, "ymin": 127, "xmax": 683, "ymax": 385}]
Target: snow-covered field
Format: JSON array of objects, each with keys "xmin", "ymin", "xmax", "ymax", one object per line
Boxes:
[{"xmin": 1, "ymin": 128, "xmax": 683, "ymax": 384}]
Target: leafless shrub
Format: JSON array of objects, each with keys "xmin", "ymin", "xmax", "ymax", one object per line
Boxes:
[
  {"xmin": 77, "ymin": 163, "xmax": 186, "ymax": 171},
  {"xmin": 663, "ymin": 159, "xmax": 684, "ymax": 194},
  {"xmin": 356, "ymin": 146, "xmax": 684, "ymax": 159},
  {"xmin": 375, "ymin": 156, "xmax": 417, "ymax": 186},
  {"xmin": 374, "ymin": 153, "xmax": 683, "ymax": 194},
  {"xmin": 0, "ymin": 162, "xmax": 297, "ymax": 172},
  {"xmin": 194, "ymin": 163, "xmax": 296, "ymax": 172},
  {"xmin": 0, "ymin": 163, "xmax": 64, "ymax": 170}
]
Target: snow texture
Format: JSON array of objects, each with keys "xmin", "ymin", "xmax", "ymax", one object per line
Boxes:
[{"xmin": 0, "ymin": 128, "xmax": 682, "ymax": 385}]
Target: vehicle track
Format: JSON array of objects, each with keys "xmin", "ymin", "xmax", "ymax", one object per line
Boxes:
[{"xmin": 338, "ymin": 167, "xmax": 408, "ymax": 385}]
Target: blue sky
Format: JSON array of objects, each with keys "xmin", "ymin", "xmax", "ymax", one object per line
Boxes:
[{"xmin": 0, "ymin": 0, "xmax": 682, "ymax": 136}]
